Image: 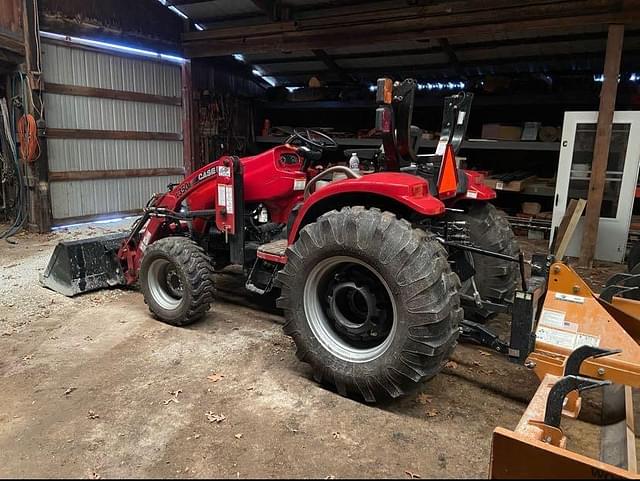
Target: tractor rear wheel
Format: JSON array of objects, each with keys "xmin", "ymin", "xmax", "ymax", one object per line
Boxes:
[
  {"xmin": 277, "ymin": 207, "xmax": 462, "ymax": 402},
  {"xmin": 450, "ymin": 202, "xmax": 518, "ymax": 322},
  {"xmin": 140, "ymin": 237, "xmax": 215, "ymax": 326}
]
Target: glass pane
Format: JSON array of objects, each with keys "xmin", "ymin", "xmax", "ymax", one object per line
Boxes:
[{"xmin": 566, "ymin": 122, "xmax": 630, "ymax": 218}]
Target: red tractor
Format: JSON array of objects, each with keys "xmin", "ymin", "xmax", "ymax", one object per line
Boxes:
[{"xmin": 43, "ymin": 78, "xmax": 518, "ymax": 402}]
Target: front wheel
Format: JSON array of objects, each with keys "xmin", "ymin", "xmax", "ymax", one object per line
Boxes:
[
  {"xmin": 448, "ymin": 202, "xmax": 519, "ymax": 322},
  {"xmin": 277, "ymin": 207, "xmax": 462, "ymax": 402},
  {"xmin": 140, "ymin": 237, "xmax": 215, "ymax": 326}
]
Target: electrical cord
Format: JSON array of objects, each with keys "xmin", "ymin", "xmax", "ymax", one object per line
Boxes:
[
  {"xmin": 17, "ymin": 114, "xmax": 40, "ymax": 162},
  {"xmin": 0, "ymin": 75, "xmax": 29, "ymax": 241}
]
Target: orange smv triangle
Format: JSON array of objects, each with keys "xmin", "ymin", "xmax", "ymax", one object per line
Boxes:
[{"xmin": 437, "ymin": 143, "xmax": 459, "ymax": 199}]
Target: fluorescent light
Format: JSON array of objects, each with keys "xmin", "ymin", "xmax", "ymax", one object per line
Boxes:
[
  {"xmin": 168, "ymin": 5, "xmax": 189, "ymax": 19},
  {"xmin": 368, "ymin": 84, "xmax": 376, "ymax": 92},
  {"xmin": 194, "ymin": 23, "xmax": 205, "ymax": 31},
  {"xmin": 40, "ymin": 31, "xmax": 187, "ymax": 64},
  {"xmin": 233, "ymin": 53, "xmax": 245, "ymax": 62},
  {"xmin": 262, "ymin": 76, "xmax": 277, "ymax": 87},
  {"xmin": 631, "ymin": 73, "xmax": 639, "ymax": 82},
  {"xmin": 51, "ymin": 216, "xmax": 137, "ymax": 230},
  {"xmin": 286, "ymin": 86, "xmax": 302, "ymax": 92}
]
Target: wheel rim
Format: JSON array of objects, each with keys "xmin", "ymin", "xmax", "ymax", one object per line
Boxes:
[
  {"xmin": 303, "ymin": 256, "xmax": 396, "ymax": 363},
  {"xmin": 147, "ymin": 258, "xmax": 184, "ymax": 310}
]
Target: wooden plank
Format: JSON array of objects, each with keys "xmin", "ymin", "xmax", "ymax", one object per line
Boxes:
[
  {"xmin": 625, "ymin": 386, "xmax": 637, "ymax": 473},
  {"xmin": 579, "ymin": 24, "xmax": 625, "ymax": 267},
  {"xmin": 555, "ymin": 198, "xmax": 587, "ymax": 260},
  {"xmin": 45, "ymin": 82, "xmax": 182, "ymax": 106},
  {"xmin": 554, "ymin": 199, "xmax": 579, "ymax": 251},
  {"xmin": 46, "ymin": 128, "xmax": 182, "ymax": 141},
  {"xmin": 48, "ymin": 168, "xmax": 185, "ymax": 182}
]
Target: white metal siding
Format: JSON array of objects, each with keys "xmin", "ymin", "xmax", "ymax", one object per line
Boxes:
[
  {"xmin": 42, "ymin": 41, "xmax": 184, "ymax": 222},
  {"xmin": 42, "ymin": 43, "xmax": 181, "ymax": 97},
  {"xmin": 50, "ymin": 176, "xmax": 180, "ymax": 220}
]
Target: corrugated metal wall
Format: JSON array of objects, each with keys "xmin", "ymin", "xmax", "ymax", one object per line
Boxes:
[{"xmin": 42, "ymin": 41, "xmax": 184, "ymax": 222}]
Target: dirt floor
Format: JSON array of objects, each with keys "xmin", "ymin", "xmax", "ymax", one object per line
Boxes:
[{"xmin": 0, "ymin": 221, "xmax": 628, "ymax": 478}]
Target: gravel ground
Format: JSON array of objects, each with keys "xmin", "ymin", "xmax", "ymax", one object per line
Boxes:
[{"xmin": 0, "ymin": 224, "xmax": 627, "ymax": 478}]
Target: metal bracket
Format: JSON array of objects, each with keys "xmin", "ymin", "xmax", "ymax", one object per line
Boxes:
[
  {"xmin": 544, "ymin": 375, "xmax": 611, "ymax": 428},
  {"xmin": 459, "ymin": 319, "xmax": 509, "ymax": 354},
  {"xmin": 563, "ymin": 345, "xmax": 622, "ymax": 377}
]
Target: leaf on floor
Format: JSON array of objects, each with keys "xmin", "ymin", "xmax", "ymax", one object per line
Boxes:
[
  {"xmin": 405, "ymin": 470, "xmax": 421, "ymax": 478},
  {"xmin": 206, "ymin": 411, "xmax": 226, "ymax": 423},
  {"xmin": 415, "ymin": 393, "xmax": 432, "ymax": 405},
  {"xmin": 207, "ymin": 373, "xmax": 225, "ymax": 383},
  {"xmin": 444, "ymin": 360, "xmax": 457, "ymax": 369}
]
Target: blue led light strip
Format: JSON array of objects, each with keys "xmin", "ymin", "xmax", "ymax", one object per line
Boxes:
[{"xmin": 40, "ymin": 31, "xmax": 187, "ymax": 64}]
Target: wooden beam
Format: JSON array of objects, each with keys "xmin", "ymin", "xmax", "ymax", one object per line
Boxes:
[
  {"xmin": 311, "ymin": 49, "xmax": 357, "ymax": 84},
  {"xmin": 45, "ymin": 83, "xmax": 182, "ymax": 106},
  {"xmin": 46, "ymin": 128, "xmax": 183, "ymax": 141},
  {"xmin": 48, "ymin": 168, "xmax": 185, "ymax": 182},
  {"xmin": 261, "ymin": 49, "xmax": 640, "ymax": 78},
  {"xmin": 579, "ymin": 24, "xmax": 625, "ymax": 268},
  {"xmin": 0, "ymin": 30, "xmax": 25, "ymax": 56},
  {"xmin": 250, "ymin": 0, "xmax": 281, "ymax": 21},
  {"xmin": 438, "ymin": 38, "xmax": 464, "ymax": 77},
  {"xmin": 182, "ymin": 0, "xmax": 640, "ymax": 57},
  {"xmin": 23, "ymin": 0, "xmax": 52, "ymax": 233},
  {"xmin": 165, "ymin": 0, "xmax": 213, "ymax": 6}
]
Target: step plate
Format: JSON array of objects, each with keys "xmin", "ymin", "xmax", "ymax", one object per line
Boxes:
[{"xmin": 256, "ymin": 239, "xmax": 288, "ymax": 264}]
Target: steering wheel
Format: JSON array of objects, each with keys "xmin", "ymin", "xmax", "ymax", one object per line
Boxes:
[{"xmin": 288, "ymin": 128, "xmax": 338, "ymax": 151}]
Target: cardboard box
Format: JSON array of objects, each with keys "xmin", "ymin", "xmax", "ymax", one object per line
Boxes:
[
  {"xmin": 483, "ymin": 176, "xmax": 536, "ymax": 192},
  {"xmin": 521, "ymin": 202, "xmax": 542, "ymax": 215},
  {"xmin": 481, "ymin": 123, "xmax": 523, "ymax": 141}
]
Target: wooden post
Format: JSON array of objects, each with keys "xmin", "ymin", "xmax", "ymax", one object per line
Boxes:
[
  {"xmin": 181, "ymin": 61, "xmax": 194, "ymax": 176},
  {"xmin": 579, "ymin": 24, "xmax": 624, "ymax": 267},
  {"xmin": 22, "ymin": 0, "xmax": 52, "ymax": 232}
]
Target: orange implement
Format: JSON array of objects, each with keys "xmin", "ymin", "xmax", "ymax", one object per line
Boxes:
[{"xmin": 491, "ymin": 262, "xmax": 640, "ymax": 479}]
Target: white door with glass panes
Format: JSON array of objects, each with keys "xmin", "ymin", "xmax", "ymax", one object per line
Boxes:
[{"xmin": 549, "ymin": 111, "xmax": 640, "ymax": 263}]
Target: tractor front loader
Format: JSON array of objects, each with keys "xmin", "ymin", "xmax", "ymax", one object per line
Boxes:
[{"xmin": 41, "ymin": 78, "xmax": 519, "ymax": 402}]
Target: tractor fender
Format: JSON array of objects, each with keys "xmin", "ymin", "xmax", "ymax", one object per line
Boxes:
[
  {"xmin": 287, "ymin": 172, "xmax": 445, "ymax": 244},
  {"xmin": 459, "ymin": 170, "xmax": 496, "ymax": 202}
]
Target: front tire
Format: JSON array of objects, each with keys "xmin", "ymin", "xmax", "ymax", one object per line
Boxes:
[
  {"xmin": 140, "ymin": 237, "xmax": 215, "ymax": 326},
  {"xmin": 277, "ymin": 207, "xmax": 462, "ymax": 402},
  {"xmin": 449, "ymin": 202, "xmax": 518, "ymax": 321}
]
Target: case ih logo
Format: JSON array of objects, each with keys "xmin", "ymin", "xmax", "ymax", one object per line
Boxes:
[{"xmin": 197, "ymin": 167, "xmax": 217, "ymax": 182}]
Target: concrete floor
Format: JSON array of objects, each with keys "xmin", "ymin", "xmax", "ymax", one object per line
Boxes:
[{"xmin": 0, "ymin": 221, "xmax": 619, "ymax": 478}]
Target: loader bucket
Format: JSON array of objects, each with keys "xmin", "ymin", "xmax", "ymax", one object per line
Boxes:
[{"xmin": 40, "ymin": 232, "xmax": 129, "ymax": 297}]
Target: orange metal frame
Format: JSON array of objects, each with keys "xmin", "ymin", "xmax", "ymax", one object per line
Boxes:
[{"xmin": 491, "ymin": 262, "xmax": 640, "ymax": 479}]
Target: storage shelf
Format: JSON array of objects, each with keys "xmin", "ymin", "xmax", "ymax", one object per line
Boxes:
[{"xmin": 255, "ymin": 136, "xmax": 560, "ymax": 152}]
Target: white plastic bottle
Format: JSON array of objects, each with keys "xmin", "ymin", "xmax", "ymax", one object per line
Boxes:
[{"xmin": 349, "ymin": 152, "xmax": 360, "ymax": 173}]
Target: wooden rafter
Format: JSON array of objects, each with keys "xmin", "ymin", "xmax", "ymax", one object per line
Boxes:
[
  {"xmin": 182, "ymin": 0, "xmax": 640, "ymax": 57},
  {"xmin": 311, "ymin": 49, "xmax": 357, "ymax": 84}
]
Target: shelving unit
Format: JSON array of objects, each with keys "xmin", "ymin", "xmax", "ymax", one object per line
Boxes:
[{"xmin": 255, "ymin": 136, "xmax": 560, "ymax": 152}]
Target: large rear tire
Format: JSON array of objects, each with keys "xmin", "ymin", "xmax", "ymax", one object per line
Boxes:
[
  {"xmin": 140, "ymin": 237, "xmax": 215, "ymax": 326},
  {"xmin": 277, "ymin": 207, "xmax": 462, "ymax": 402},
  {"xmin": 449, "ymin": 202, "xmax": 518, "ymax": 321}
]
